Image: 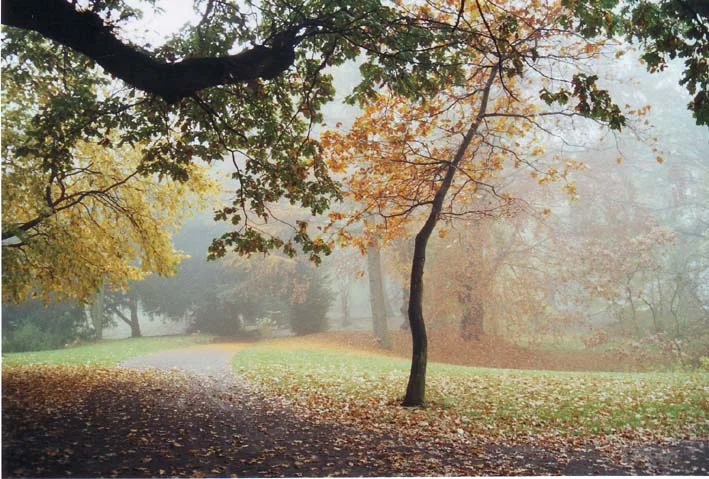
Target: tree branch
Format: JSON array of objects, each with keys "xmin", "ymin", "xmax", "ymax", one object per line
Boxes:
[
  {"xmin": 1, "ymin": 0, "xmax": 298, "ymax": 103},
  {"xmin": 107, "ymin": 304, "xmax": 132, "ymax": 327}
]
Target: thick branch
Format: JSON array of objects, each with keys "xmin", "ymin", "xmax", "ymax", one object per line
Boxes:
[
  {"xmin": 107, "ymin": 304, "xmax": 132, "ymax": 327},
  {"xmin": 1, "ymin": 0, "xmax": 298, "ymax": 103}
]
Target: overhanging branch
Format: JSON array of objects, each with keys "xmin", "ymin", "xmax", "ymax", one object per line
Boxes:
[{"xmin": 1, "ymin": 0, "xmax": 298, "ymax": 103}]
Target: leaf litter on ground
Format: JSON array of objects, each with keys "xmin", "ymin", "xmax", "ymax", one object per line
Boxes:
[{"xmin": 3, "ymin": 335, "xmax": 708, "ymax": 477}]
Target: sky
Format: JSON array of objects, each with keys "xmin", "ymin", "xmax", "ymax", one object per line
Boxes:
[{"xmin": 127, "ymin": 0, "xmax": 197, "ymax": 45}]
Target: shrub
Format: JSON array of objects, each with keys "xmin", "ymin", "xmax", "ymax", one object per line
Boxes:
[
  {"xmin": 289, "ymin": 266, "xmax": 334, "ymax": 335},
  {"xmin": 2, "ymin": 300, "xmax": 88, "ymax": 352}
]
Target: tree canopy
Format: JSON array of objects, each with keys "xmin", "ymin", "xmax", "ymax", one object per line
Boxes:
[
  {"xmin": 2, "ymin": 0, "xmax": 706, "ymax": 267},
  {"xmin": 1, "ymin": 135, "xmax": 216, "ymax": 303}
]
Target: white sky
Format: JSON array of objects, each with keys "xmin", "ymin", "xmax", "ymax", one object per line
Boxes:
[{"xmin": 127, "ymin": 0, "xmax": 198, "ymax": 46}]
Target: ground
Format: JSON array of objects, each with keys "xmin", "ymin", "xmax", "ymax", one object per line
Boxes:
[
  {"xmin": 2, "ymin": 336, "xmax": 708, "ymax": 477},
  {"xmin": 308, "ymin": 328, "xmax": 670, "ymax": 372}
]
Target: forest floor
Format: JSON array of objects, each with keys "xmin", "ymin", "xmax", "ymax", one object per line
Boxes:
[{"xmin": 3, "ymin": 334, "xmax": 708, "ymax": 477}]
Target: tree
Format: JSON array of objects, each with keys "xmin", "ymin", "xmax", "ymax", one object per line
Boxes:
[
  {"xmin": 289, "ymin": 259, "xmax": 335, "ymax": 335},
  {"xmin": 1, "ymin": 17, "xmax": 218, "ymax": 303},
  {"xmin": 89, "ymin": 285, "xmax": 107, "ymax": 340},
  {"xmin": 104, "ymin": 287, "xmax": 144, "ymax": 338},
  {"xmin": 569, "ymin": 0, "xmax": 709, "ymax": 126},
  {"xmin": 323, "ymin": 0, "xmax": 647, "ymax": 405},
  {"xmin": 558, "ymin": 94, "xmax": 709, "ymax": 362},
  {"xmin": 367, "ymin": 243, "xmax": 392, "ymax": 348},
  {"xmin": 142, "ymin": 243, "xmax": 294, "ymax": 336},
  {"xmin": 321, "ymin": 245, "xmax": 365, "ymax": 328},
  {"xmin": 3, "ymin": 0, "xmax": 705, "ymax": 272},
  {"xmin": 1, "ymin": 135, "xmax": 216, "ymax": 303}
]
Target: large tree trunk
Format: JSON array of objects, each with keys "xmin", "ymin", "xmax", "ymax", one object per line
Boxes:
[
  {"xmin": 367, "ymin": 243, "xmax": 391, "ymax": 348},
  {"xmin": 90, "ymin": 284, "xmax": 105, "ymax": 340},
  {"xmin": 129, "ymin": 292, "xmax": 142, "ymax": 338},
  {"xmin": 402, "ymin": 66, "xmax": 498, "ymax": 407}
]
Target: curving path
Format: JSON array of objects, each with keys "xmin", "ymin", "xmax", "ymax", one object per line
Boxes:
[{"xmin": 120, "ymin": 343, "xmax": 245, "ymax": 376}]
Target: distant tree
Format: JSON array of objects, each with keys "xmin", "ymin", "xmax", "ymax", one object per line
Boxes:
[
  {"xmin": 104, "ymin": 287, "xmax": 143, "ymax": 338},
  {"xmin": 138, "ymin": 249, "xmax": 252, "ymax": 336},
  {"xmin": 289, "ymin": 260, "xmax": 334, "ymax": 335},
  {"xmin": 367, "ymin": 243, "xmax": 392, "ymax": 348},
  {"xmin": 325, "ymin": 248, "xmax": 363, "ymax": 328},
  {"xmin": 89, "ymin": 285, "xmax": 107, "ymax": 340},
  {"xmin": 561, "ymin": 108, "xmax": 708, "ymax": 363}
]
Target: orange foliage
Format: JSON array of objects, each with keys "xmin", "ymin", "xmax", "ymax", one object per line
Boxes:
[{"xmin": 320, "ymin": 0, "xmax": 618, "ymax": 250}]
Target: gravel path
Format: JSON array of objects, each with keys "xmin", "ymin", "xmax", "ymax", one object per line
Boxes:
[{"xmin": 120, "ymin": 344, "xmax": 242, "ymax": 376}]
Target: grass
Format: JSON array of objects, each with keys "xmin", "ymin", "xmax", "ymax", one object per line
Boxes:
[
  {"xmin": 2, "ymin": 334, "xmax": 213, "ymax": 367},
  {"xmin": 232, "ymin": 342, "xmax": 709, "ymax": 441}
]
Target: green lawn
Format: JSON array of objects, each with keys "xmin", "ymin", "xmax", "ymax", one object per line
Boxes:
[
  {"xmin": 232, "ymin": 345, "xmax": 709, "ymax": 440},
  {"xmin": 2, "ymin": 335, "xmax": 213, "ymax": 367}
]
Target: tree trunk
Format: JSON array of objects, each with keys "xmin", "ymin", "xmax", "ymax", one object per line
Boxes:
[
  {"xmin": 642, "ymin": 298, "xmax": 661, "ymax": 334},
  {"xmin": 670, "ymin": 280, "xmax": 682, "ymax": 337},
  {"xmin": 129, "ymin": 292, "xmax": 142, "ymax": 338},
  {"xmin": 461, "ymin": 298, "xmax": 484, "ymax": 341},
  {"xmin": 625, "ymin": 285, "xmax": 640, "ymax": 335},
  {"xmin": 384, "ymin": 285, "xmax": 396, "ymax": 319},
  {"xmin": 341, "ymin": 288, "xmax": 352, "ymax": 327},
  {"xmin": 400, "ymin": 286, "xmax": 410, "ymax": 331},
  {"xmin": 367, "ymin": 243, "xmax": 391, "ymax": 348},
  {"xmin": 402, "ymin": 66, "xmax": 498, "ymax": 407},
  {"xmin": 90, "ymin": 284, "xmax": 105, "ymax": 340},
  {"xmin": 403, "ymin": 231, "xmax": 430, "ymax": 406}
]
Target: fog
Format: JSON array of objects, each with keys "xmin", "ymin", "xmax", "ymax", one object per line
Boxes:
[
  {"xmin": 3, "ymin": 2, "xmax": 709, "ymax": 477},
  {"xmin": 4, "ymin": 45, "xmax": 707, "ymax": 372}
]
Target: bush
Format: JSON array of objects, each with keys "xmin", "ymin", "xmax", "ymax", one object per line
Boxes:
[
  {"xmin": 188, "ymin": 291, "xmax": 245, "ymax": 336},
  {"xmin": 289, "ymin": 266, "xmax": 334, "ymax": 335},
  {"xmin": 2, "ymin": 300, "xmax": 88, "ymax": 352},
  {"xmin": 189, "ymin": 289, "xmax": 289, "ymax": 337}
]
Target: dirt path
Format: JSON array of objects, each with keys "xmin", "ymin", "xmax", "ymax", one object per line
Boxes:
[
  {"xmin": 120, "ymin": 343, "xmax": 246, "ymax": 376},
  {"xmin": 3, "ymin": 344, "xmax": 707, "ymax": 477}
]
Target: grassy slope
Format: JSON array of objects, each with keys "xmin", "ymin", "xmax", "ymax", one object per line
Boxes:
[
  {"xmin": 2, "ymin": 335, "xmax": 213, "ymax": 367},
  {"xmin": 232, "ymin": 340, "xmax": 709, "ymax": 441}
]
